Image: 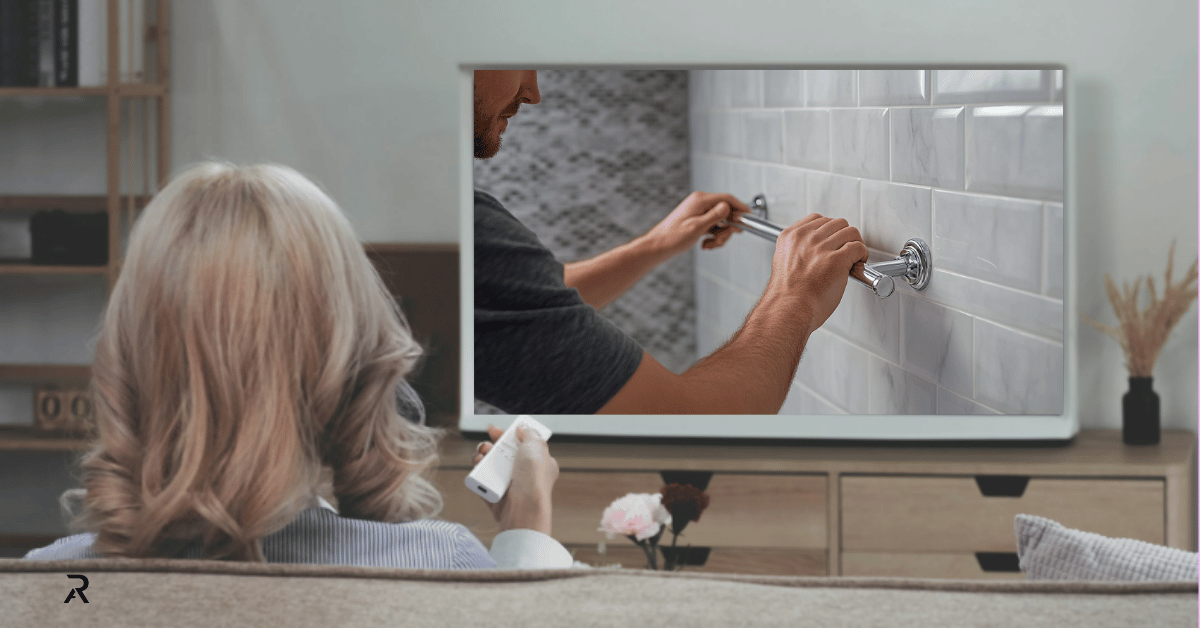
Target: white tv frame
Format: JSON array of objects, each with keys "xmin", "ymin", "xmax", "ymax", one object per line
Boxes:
[{"xmin": 459, "ymin": 65, "xmax": 1078, "ymax": 442}]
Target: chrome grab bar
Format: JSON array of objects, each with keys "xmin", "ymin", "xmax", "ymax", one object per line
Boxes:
[{"xmin": 723, "ymin": 195, "xmax": 932, "ymax": 298}]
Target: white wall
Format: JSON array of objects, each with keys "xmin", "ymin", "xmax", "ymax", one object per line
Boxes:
[
  {"xmin": 169, "ymin": 2, "xmax": 459, "ymax": 241},
  {"xmin": 692, "ymin": 69, "xmax": 1066, "ymax": 417}
]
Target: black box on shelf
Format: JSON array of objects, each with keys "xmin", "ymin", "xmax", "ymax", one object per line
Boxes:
[{"xmin": 30, "ymin": 209, "xmax": 107, "ymax": 265}]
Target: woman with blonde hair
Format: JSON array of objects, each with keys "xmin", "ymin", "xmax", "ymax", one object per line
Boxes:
[{"xmin": 24, "ymin": 162, "xmax": 571, "ymax": 568}]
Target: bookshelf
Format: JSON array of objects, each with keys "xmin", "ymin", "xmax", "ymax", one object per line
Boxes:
[{"xmin": 0, "ymin": 0, "xmax": 170, "ymax": 446}]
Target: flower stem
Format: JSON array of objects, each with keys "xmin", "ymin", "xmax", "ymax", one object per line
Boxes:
[
  {"xmin": 645, "ymin": 541, "xmax": 659, "ymax": 570},
  {"xmin": 631, "ymin": 536, "xmax": 658, "ymax": 570}
]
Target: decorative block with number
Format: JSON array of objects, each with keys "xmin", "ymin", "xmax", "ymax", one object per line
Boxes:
[{"xmin": 33, "ymin": 386, "xmax": 94, "ymax": 432}]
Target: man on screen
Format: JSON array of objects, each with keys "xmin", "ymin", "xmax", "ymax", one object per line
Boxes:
[{"xmin": 473, "ymin": 70, "xmax": 868, "ymax": 415}]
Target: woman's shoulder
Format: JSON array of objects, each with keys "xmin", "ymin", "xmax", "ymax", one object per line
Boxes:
[
  {"xmin": 293, "ymin": 506, "xmax": 475, "ymax": 541},
  {"xmin": 268, "ymin": 507, "xmax": 494, "ymax": 568},
  {"xmin": 22, "ymin": 533, "xmax": 101, "ymax": 561},
  {"xmin": 20, "ymin": 508, "xmax": 492, "ymax": 568}
]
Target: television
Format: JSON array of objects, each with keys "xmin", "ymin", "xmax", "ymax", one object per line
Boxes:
[{"xmin": 460, "ymin": 66, "xmax": 1075, "ymax": 442}]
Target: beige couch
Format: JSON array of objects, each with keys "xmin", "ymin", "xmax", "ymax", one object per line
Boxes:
[{"xmin": 3, "ymin": 558, "xmax": 1196, "ymax": 627}]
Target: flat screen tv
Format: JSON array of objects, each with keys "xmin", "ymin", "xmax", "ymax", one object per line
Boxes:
[{"xmin": 461, "ymin": 66, "xmax": 1075, "ymax": 442}]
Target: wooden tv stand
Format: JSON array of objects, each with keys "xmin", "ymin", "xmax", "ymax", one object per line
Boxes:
[{"xmin": 434, "ymin": 429, "xmax": 1197, "ymax": 578}]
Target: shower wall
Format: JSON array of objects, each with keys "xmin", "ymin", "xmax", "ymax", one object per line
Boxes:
[
  {"xmin": 690, "ymin": 69, "xmax": 1065, "ymax": 415},
  {"xmin": 473, "ymin": 70, "xmax": 693, "ymax": 413}
]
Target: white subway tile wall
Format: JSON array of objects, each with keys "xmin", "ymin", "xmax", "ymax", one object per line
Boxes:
[
  {"xmin": 806, "ymin": 70, "xmax": 857, "ymax": 107},
  {"xmin": 966, "ymin": 105, "xmax": 1064, "ymax": 201},
  {"xmin": 868, "ymin": 355, "xmax": 938, "ymax": 415},
  {"xmin": 730, "ymin": 70, "xmax": 763, "ymax": 108},
  {"xmin": 859, "ymin": 180, "xmax": 932, "ymax": 254},
  {"xmin": 761, "ymin": 165, "xmax": 806, "ymax": 226},
  {"xmin": 830, "ymin": 108, "xmax": 889, "ymax": 179},
  {"xmin": 806, "ymin": 171, "xmax": 860, "ymax": 225},
  {"xmin": 690, "ymin": 68, "xmax": 1065, "ymax": 415},
  {"xmin": 783, "ymin": 109, "xmax": 830, "ymax": 170},
  {"xmin": 931, "ymin": 70, "xmax": 1049, "ymax": 105},
  {"xmin": 1043, "ymin": 202, "xmax": 1064, "ymax": 298},
  {"xmin": 859, "ymin": 70, "xmax": 929, "ymax": 107},
  {"xmin": 890, "ymin": 107, "xmax": 965, "ymax": 189},
  {"xmin": 932, "ymin": 190, "xmax": 1044, "ymax": 293},
  {"xmin": 763, "ymin": 70, "xmax": 804, "ymax": 108},
  {"xmin": 744, "ymin": 111, "xmax": 783, "ymax": 163}
]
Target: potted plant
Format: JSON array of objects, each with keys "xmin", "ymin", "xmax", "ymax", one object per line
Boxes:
[{"xmin": 1083, "ymin": 241, "xmax": 1197, "ymax": 444}]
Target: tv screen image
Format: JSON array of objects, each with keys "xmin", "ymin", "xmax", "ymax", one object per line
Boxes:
[{"xmin": 463, "ymin": 67, "xmax": 1074, "ymax": 442}]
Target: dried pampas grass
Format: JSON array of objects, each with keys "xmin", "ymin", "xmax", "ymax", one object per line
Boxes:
[{"xmin": 1082, "ymin": 240, "xmax": 1198, "ymax": 377}]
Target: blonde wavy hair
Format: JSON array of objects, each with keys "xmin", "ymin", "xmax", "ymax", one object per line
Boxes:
[{"xmin": 61, "ymin": 162, "xmax": 444, "ymax": 561}]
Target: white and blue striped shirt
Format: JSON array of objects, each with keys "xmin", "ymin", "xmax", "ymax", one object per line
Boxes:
[{"xmin": 22, "ymin": 498, "xmax": 576, "ymax": 569}]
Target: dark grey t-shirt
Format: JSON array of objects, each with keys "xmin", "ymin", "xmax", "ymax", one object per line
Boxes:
[{"xmin": 474, "ymin": 190, "xmax": 643, "ymax": 414}]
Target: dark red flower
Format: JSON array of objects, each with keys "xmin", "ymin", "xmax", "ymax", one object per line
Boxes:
[{"xmin": 660, "ymin": 483, "xmax": 710, "ymax": 535}]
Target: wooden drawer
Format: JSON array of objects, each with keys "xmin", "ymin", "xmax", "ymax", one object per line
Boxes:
[
  {"xmin": 842, "ymin": 475, "xmax": 1164, "ymax": 552},
  {"xmin": 570, "ymin": 544, "xmax": 826, "ymax": 576},
  {"xmin": 841, "ymin": 552, "xmax": 1025, "ymax": 580},
  {"xmin": 552, "ymin": 471, "xmax": 826, "ymax": 548},
  {"xmin": 435, "ymin": 469, "xmax": 827, "ymax": 549}
]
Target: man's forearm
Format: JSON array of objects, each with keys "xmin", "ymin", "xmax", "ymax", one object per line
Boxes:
[
  {"xmin": 679, "ymin": 289, "xmax": 812, "ymax": 414},
  {"xmin": 564, "ymin": 234, "xmax": 673, "ymax": 310},
  {"xmin": 597, "ymin": 287, "xmax": 814, "ymax": 415},
  {"xmin": 598, "ymin": 210, "xmax": 862, "ymax": 416}
]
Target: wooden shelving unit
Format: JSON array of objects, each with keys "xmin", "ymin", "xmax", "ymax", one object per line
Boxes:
[{"xmin": 0, "ymin": 0, "xmax": 170, "ymax": 447}]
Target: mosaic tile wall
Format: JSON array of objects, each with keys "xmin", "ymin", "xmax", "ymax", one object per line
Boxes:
[
  {"xmin": 691, "ymin": 69, "xmax": 1065, "ymax": 415},
  {"xmin": 473, "ymin": 70, "xmax": 693, "ymax": 414}
]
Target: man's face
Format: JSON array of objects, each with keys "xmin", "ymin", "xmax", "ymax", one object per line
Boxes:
[{"xmin": 474, "ymin": 70, "xmax": 540, "ymax": 159}]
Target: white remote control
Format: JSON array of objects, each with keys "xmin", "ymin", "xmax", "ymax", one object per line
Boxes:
[{"xmin": 465, "ymin": 415, "xmax": 552, "ymax": 504}]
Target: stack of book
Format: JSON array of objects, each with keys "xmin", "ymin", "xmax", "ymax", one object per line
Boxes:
[{"xmin": 0, "ymin": 0, "xmax": 143, "ymax": 88}]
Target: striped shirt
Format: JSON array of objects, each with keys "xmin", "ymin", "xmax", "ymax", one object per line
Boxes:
[{"xmin": 22, "ymin": 499, "xmax": 575, "ymax": 569}]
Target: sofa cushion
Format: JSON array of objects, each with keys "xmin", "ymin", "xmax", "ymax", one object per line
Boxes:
[
  {"xmin": 1015, "ymin": 514, "xmax": 1198, "ymax": 581},
  {"xmin": 2, "ymin": 558, "xmax": 1196, "ymax": 628}
]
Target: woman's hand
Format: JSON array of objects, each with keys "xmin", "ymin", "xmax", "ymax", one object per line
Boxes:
[{"xmin": 471, "ymin": 424, "xmax": 558, "ymax": 535}]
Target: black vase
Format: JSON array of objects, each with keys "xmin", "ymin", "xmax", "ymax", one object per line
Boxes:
[{"xmin": 1122, "ymin": 377, "xmax": 1160, "ymax": 445}]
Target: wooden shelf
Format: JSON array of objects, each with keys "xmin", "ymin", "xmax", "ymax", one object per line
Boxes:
[
  {"xmin": 0, "ymin": 364, "xmax": 91, "ymax": 382},
  {"xmin": 0, "ymin": 87, "xmax": 106, "ymax": 97},
  {"xmin": 0, "ymin": 194, "xmax": 152, "ymax": 211},
  {"xmin": 443, "ymin": 429, "xmax": 1198, "ymax": 477},
  {"xmin": 117, "ymin": 83, "xmax": 168, "ymax": 98},
  {"xmin": 0, "ymin": 263, "xmax": 108, "ymax": 275},
  {"xmin": 0, "ymin": 84, "xmax": 166, "ymax": 98},
  {"xmin": 0, "ymin": 425, "xmax": 91, "ymax": 451}
]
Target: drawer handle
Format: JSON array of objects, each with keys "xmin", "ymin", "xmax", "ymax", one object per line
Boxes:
[
  {"xmin": 974, "ymin": 475, "xmax": 1030, "ymax": 497},
  {"xmin": 660, "ymin": 471, "xmax": 714, "ymax": 491},
  {"xmin": 660, "ymin": 546, "xmax": 711, "ymax": 567},
  {"xmin": 975, "ymin": 552, "xmax": 1022, "ymax": 573}
]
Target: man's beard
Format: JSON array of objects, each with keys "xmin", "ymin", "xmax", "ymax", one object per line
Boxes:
[
  {"xmin": 473, "ymin": 96, "xmax": 502, "ymax": 159},
  {"xmin": 474, "ymin": 96, "xmax": 519, "ymax": 159},
  {"xmin": 473, "ymin": 119, "xmax": 501, "ymax": 159}
]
